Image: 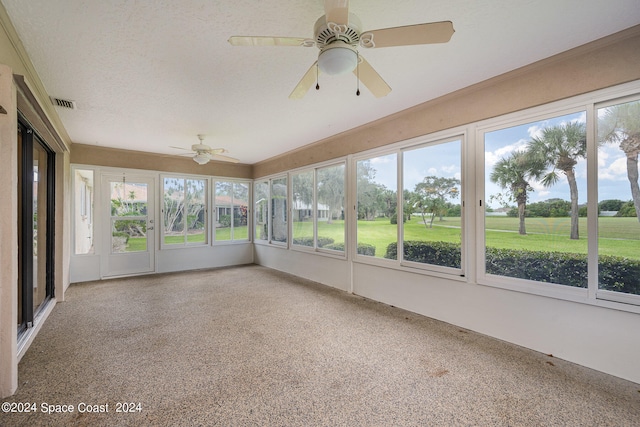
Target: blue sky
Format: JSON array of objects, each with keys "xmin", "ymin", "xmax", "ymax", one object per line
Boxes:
[{"xmin": 361, "ymin": 109, "xmax": 636, "ymax": 210}]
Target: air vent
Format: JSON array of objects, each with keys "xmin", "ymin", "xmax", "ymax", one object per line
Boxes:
[{"xmin": 50, "ymin": 97, "xmax": 76, "ymax": 109}]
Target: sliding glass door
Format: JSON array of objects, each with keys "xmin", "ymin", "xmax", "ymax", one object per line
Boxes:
[{"xmin": 17, "ymin": 118, "xmax": 55, "ymax": 336}]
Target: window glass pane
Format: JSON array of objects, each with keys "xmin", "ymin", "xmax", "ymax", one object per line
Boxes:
[
  {"xmin": 112, "ymin": 219, "xmax": 147, "ymax": 252},
  {"xmin": 255, "ymin": 181, "xmax": 269, "ymax": 242},
  {"xmin": 317, "ymin": 164, "xmax": 345, "ymax": 251},
  {"xmin": 484, "ymin": 112, "xmax": 588, "ymax": 287},
  {"xmin": 215, "ymin": 181, "xmax": 233, "ymax": 241},
  {"xmin": 271, "ymin": 177, "xmax": 288, "ymax": 243},
  {"xmin": 233, "ymin": 182, "xmax": 249, "ymax": 241},
  {"xmin": 186, "ymin": 179, "xmax": 206, "ymax": 244},
  {"xmin": 74, "ymin": 169, "xmax": 94, "ymax": 254},
  {"xmin": 111, "ymin": 182, "xmax": 148, "ymax": 216},
  {"xmin": 163, "ymin": 177, "xmax": 185, "ymax": 245},
  {"xmin": 292, "ymin": 170, "xmax": 314, "ymax": 247},
  {"xmin": 356, "ymin": 154, "xmax": 397, "ymax": 258},
  {"xmin": 403, "ymin": 140, "xmax": 461, "ymax": 268},
  {"xmin": 597, "ymin": 99, "xmax": 640, "ymax": 296}
]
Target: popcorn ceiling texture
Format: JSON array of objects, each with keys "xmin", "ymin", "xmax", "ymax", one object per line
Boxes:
[{"xmin": 2, "ymin": 265, "xmax": 639, "ymax": 426}]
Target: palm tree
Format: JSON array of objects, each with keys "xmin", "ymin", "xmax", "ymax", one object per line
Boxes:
[
  {"xmin": 490, "ymin": 150, "xmax": 544, "ymax": 235},
  {"xmin": 598, "ymin": 100, "xmax": 640, "ymax": 223},
  {"xmin": 528, "ymin": 122, "xmax": 587, "ymax": 240}
]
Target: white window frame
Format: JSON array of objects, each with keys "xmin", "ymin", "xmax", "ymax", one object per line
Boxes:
[
  {"xmin": 160, "ymin": 173, "xmax": 209, "ymax": 249},
  {"xmin": 475, "ymin": 80, "xmax": 640, "ymax": 311},
  {"xmin": 212, "ymin": 178, "xmax": 251, "ymax": 244}
]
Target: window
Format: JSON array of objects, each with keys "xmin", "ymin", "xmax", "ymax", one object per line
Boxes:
[
  {"xmin": 270, "ymin": 177, "xmax": 288, "ymax": 244},
  {"xmin": 254, "ymin": 180, "xmax": 269, "ymax": 242},
  {"xmin": 162, "ymin": 176, "xmax": 207, "ymax": 246},
  {"xmin": 215, "ymin": 180, "xmax": 250, "ymax": 242},
  {"xmin": 596, "ymin": 98, "xmax": 640, "ymax": 300},
  {"xmin": 402, "ymin": 139, "xmax": 462, "ymax": 271},
  {"xmin": 356, "ymin": 153, "xmax": 397, "ymax": 259},
  {"xmin": 292, "ymin": 163, "xmax": 346, "ymax": 253},
  {"xmin": 292, "ymin": 169, "xmax": 315, "ymax": 247},
  {"xmin": 483, "ymin": 111, "xmax": 588, "ymax": 288},
  {"xmin": 74, "ymin": 168, "xmax": 94, "ymax": 255}
]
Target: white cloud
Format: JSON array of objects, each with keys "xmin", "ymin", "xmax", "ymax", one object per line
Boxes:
[{"xmin": 599, "ymin": 156, "xmax": 628, "ymax": 181}]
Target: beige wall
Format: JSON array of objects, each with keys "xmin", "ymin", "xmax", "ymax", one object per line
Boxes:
[
  {"xmin": 71, "ymin": 143, "xmax": 253, "ymax": 179},
  {"xmin": 253, "ymin": 25, "xmax": 640, "ymax": 178}
]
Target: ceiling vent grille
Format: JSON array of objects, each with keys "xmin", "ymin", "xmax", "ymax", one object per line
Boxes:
[{"xmin": 50, "ymin": 97, "xmax": 76, "ymax": 109}]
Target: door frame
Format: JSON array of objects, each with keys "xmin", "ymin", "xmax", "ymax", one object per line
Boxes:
[{"xmin": 100, "ymin": 173, "xmax": 156, "ymax": 278}]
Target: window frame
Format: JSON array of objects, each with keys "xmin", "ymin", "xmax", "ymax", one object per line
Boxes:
[
  {"xmin": 350, "ymin": 131, "xmax": 467, "ymax": 278},
  {"xmin": 212, "ymin": 179, "xmax": 251, "ymax": 244},
  {"xmin": 160, "ymin": 173, "xmax": 209, "ymax": 249},
  {"xmin": 290, "ymin": 160, "xmax": 347, "ymax": 257},
  {"xmin": 475, "ymin": 81, "xmax": 640, "ymax": 311}
]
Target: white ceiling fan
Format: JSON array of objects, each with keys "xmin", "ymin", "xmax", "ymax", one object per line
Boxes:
[
  {"xmin": 171, "ymin": 135, "xmax": 239, "ymax": 165},
  {"xmin": 228, "ymin": 0, "xmax": 454, "ymax": 99}
]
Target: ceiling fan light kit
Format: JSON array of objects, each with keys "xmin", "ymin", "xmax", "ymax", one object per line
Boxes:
[
  {"xmin": 318, "ymin": 42, "xmax": 358, "ymax": 75},
  {"xmin": 170, "ymin": 134, "xmax": 240, "ymax": 165},
  {"xmin": 228, "ymin": 0, "xmax": 454, "ymax": 99},
  {"xmin": 193, "ymin": 152, "xmax": 211, "ymax": 165}
]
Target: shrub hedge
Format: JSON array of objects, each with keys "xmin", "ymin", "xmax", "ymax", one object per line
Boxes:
[
  {"xmin": 382, "ymin": 241, "xmax": 640, "ymax": 295},
  {"xmin": 324, "ymin": 242, "xmax": 376, "ymax": 256},
  {"xmin": 384, "ymin": 241, "xmax": 461, "ymax": 268},
  {"xmin": 292, "ymin": 236, "xmax": 335, "ymax": 247}
]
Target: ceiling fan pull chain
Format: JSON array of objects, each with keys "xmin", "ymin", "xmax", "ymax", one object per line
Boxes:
[
  {"xmin": 316, "ymin": 62, "xmax": 320, "ymax": 91},
  {"xmin": 356, "ymin": 52, "xmax": 361, "ymax": 96}
]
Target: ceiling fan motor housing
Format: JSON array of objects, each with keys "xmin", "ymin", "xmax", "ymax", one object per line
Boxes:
[{"xmin": 313, "ymin": 13, "xmax": 362, "ymax": 48}]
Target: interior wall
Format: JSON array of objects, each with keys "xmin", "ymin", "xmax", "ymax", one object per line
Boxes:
[
  {"xmin": 253, "ymin": 25, "xmax": 640, "ymax": 178},
  {"xmin": 71, "ymin": 143, "xmax": 253, "ymax": 179}
]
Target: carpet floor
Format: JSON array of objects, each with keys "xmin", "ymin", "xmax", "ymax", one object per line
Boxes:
[{"xmin": 2, "ymin": 265, "xmax": 639, "ymax": 426}]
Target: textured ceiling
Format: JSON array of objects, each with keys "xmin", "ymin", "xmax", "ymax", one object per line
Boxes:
[{"xmin": 2, "ymin": 0, "xmax": 640, "ymax": 164}]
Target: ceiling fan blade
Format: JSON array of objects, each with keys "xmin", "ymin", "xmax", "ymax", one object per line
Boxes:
[
  {"xmin": 324, "ymin": 0, "xmax": 349, "ymax": 25},
  {"xmin": 360, "ymin": 21, "xmax": 454, "ymax": 48},
  {"xmin": 169, "ymin": 146, "xmax": 192, "ymax": 151},
  {"xmin": 354, "ymin": 56, "xmax": 391, "ymax": 98},
  {"xmin": 211, "ymin": 154, "xmax": 240, "ymax": 163},
  {"xmin": 289, "ymin": 61, "xmax": 319, "ymax": 100},
  {"xmin": 228, "ymin": 36, "xmax": 309, "ymax": 47}
]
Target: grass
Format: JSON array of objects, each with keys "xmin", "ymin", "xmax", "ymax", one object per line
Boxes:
[{"xmin": 123, "ymin": 217, "xmax": 639, "ymax": 260}]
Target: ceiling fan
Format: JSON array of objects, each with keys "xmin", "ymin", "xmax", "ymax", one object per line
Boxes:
[
  {"xmin": 171, "ymin": 135, "xmax": 239, "ymax": 165},
  {"xmin": 228, "ymin": 0, "xmax": 454, "ymax": 99}
]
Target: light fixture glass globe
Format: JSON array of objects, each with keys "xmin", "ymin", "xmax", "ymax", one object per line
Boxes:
[
  {"xmin": 193, "ymin": 153, "xmax": 210, "ymax": 165},
  {"xmin": 318, "ymin": 43, "xmax": 357, "ymax": 75}
]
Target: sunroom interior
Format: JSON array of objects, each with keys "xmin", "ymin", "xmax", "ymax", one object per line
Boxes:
[{"xmin": 1, "ymin": 1, "xmax": 640, "ymax": 399}]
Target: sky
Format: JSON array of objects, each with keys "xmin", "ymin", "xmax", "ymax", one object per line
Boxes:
[{"xmin": 362, "ymin": 110, "xmax": 636, "ymax": 210}]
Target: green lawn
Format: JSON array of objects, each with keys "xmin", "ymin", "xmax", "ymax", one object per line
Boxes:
[{"xmin": 124, "ymin": 217, "xmax": 639, "ymax": 260}]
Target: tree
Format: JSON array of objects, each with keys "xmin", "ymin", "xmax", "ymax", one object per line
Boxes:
[
  {"xmin": 528, "ymin": 122, "xmax": 587, "ymax": 239},
  {"xmin": 317, "ymin": 165, "xmax": 345, "ymax": 224},
  {"xmin": 598, "ymin": 100, "xmax": 640, "ymax": 223},
  {"xmin": 356, "ymin": 160, "xmax": 388, "ymax": 220},
  {"xmin": 411, "ymin": 176, "xmax": 460, "ymax": 229},
  {"xmin": 490, "ymin": 151, "xmax": 544, "ymax": 235}
]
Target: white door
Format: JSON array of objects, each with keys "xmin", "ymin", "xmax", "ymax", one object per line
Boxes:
[{"xmin": 101, "ymin": 174, "xmax": 155, "ymax": 277}]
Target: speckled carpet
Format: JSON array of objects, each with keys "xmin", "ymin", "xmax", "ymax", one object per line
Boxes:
[{"xmin": 2, "ymin": 265, "xmax": 639, "ymax": 426}]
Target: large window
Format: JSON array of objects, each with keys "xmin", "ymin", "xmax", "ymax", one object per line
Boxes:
[
  {"xmin": 596, "ymin": 97, "xmax": 640, "ymax": 300},
  {"xmin": 74, "ymin": 168, "xmax": 94, "ymax": 255},
  {"xmin": 270, "ymin": 177, "xmax": 288, "ymax": 244},
  {"xmin": 292, "ymin": 163, "xmax": 345, "ymax": 253},
  {"xmin": 214, "ymin": 180, "xmax": 249, "ymax": 242},
  {"xmin": 254, "ymin": 180, "xmax": 269, "ymax": 242},
  {"xmin": 483, "ymin": 111, "xmax": 588, "ymax": 288},
  {"xmin": 356, "ymin": 153, "xmax": 397, "ymax": 259},
  {"xmin": 402, "ymin": 139, "xmax": 462, "ymax": 271},
  {"xmin": 162, "ymin": 176, "xmax": 207, "ymax": 246}
]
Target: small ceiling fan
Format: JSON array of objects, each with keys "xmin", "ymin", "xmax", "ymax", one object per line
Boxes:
[
  {"xmin": 228, "ymin": 0, "xmax": 454, "ymax": 99},
  {"xmin": 171, "ymin": 135, "xmax": 239, "ymax": 165}
]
